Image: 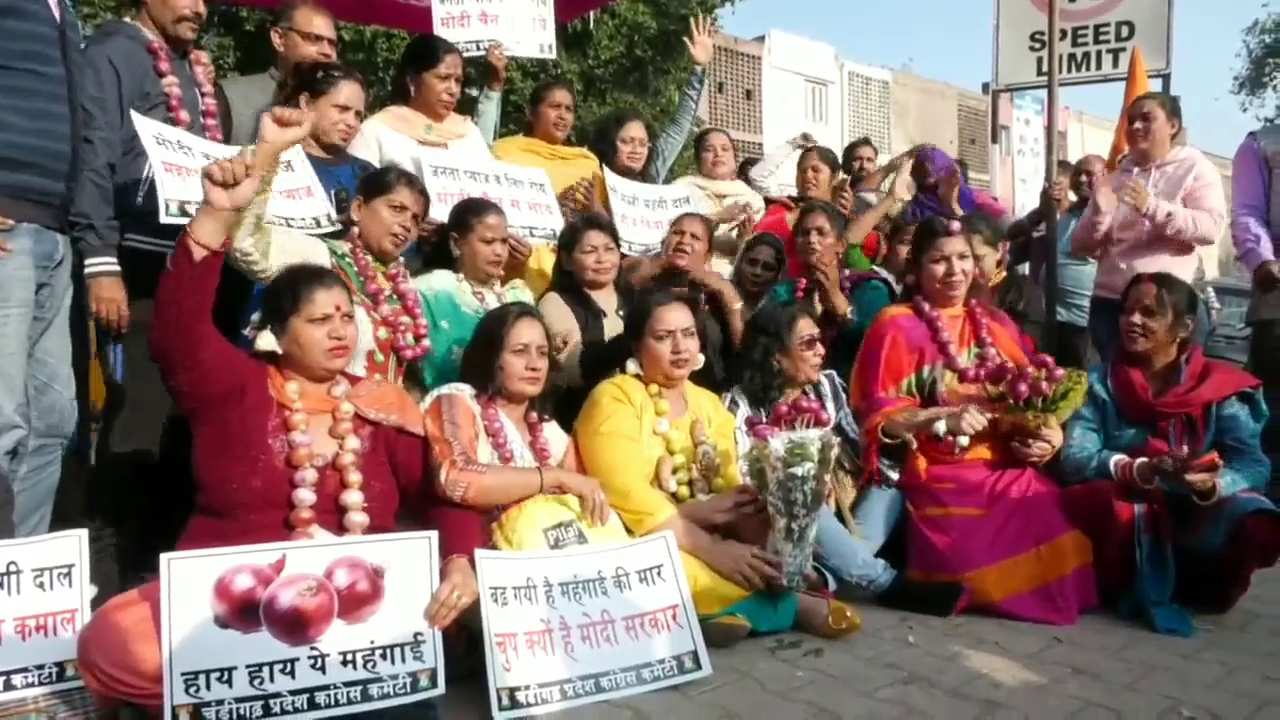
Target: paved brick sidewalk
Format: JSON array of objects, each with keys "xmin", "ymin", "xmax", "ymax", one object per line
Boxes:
[{"xmin": 439, "ymin": 569, "xmax": 1280, "ymax": 719}]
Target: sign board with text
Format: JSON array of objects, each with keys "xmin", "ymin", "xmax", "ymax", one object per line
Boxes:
[
  {"xmin": 604, "ymin": 168, "xmax": 699, "ymax": 257},
  {"xmin": 994, "ymin": 0, "xmax": 1171, "ymax": 90},
  {"xmin": 475, "ymin": 532, "xmax": 711, "ymax": 718},
  {"xmin": 416, "ymin": 153, "xmax": 565, "ymax": 245},
  {"xmin": 0, "ymin": 529, "xmax": 92, "ymax": 702},
  {"xmin": 432, "ymin": 0, "xmax": 557, "ymax": 59},
  {"xmin": 132, "ymin": 111, "xmax": 340, "ymax": 234},
  {"xmin": 160, "ymin": 532, "xmax": 443, "ymax": 720}
]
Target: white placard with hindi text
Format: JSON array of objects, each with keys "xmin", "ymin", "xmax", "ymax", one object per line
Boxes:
[
  {"xmin": 476, "ymin": 532, "xmax": 711, "ymax": 718},
  {"xmin": 160, "ymin": 532, "xmax": 443, "ymax": 720},
  {"xmin": 131, "ymin": 111, "xmax": 340, "ymax": 234},
  {"xmin": 604, "ymin": 168, "xmax": 699, "ymax": 256},
  {"xmin": 416, "ymin": 153, "xmax": 565, "ymax": 245},
  {"xmin": 0, "ymin": 529, "xmax": 92, "ymax": 702},
  {"xmin": 433, "ymin": 0, "xmax": 557, "ymax": 59}
]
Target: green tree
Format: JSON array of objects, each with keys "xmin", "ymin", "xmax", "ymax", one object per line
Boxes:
[
  {"xmin": 1232, "ymin": 6, "xmax": 1280, "ymax": 124},
  {"xmin": 74, "ymin": 0, "xmax": 737, "ymax": 166}
]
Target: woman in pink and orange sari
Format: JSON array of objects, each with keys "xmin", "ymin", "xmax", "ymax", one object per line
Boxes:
[{"xmin": 849, "ymin": 216, "xmax": 1098, "ymax": 624}]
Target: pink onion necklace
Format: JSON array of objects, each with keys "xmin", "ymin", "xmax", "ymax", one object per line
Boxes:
[
  {"xmin": 911, "ymin": 296, "xmax": 1000, "ymax": 384},
  {"xmin": 793, "ymin": 270, "xmax": 854, "ymax": 302},
  {"xmin": 478, "ymin": 395, "xmax": 553, "ymax": 466},
  {"xmin": 350, "ymin": 242, "xmax": 431, "ymax": 363},
  {"xmin": 131, "ymin": 20, "xmax": 223, "ymax": 142},
  {"xmin": 283, "ymin": 376, "xmax": 370, "ymax": 538}
]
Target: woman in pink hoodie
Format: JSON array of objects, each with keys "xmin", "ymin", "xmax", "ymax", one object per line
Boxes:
[{"xmin": 1071, "ymin": 92, "xmax": 1227, "ymax": 360}]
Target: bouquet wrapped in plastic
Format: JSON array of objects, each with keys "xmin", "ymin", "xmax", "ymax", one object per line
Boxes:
[{"xmin": 744, "ymin": 398, "xmax": 838, "ymax": 590}]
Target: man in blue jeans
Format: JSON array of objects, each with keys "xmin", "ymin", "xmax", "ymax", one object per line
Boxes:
[{"xmin": 0, "ymin": 0, "xmax": 89, "ymax": 537}]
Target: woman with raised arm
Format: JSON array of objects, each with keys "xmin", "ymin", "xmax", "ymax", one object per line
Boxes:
[
  {"xmin": 589, "ymin": 16, "xmax": 715, "ymax": 186},
  {"xmin": 226, "ymin": 110, "xmax": 432, "ymax": 385},
  {"xmin": 349, "ymin": 35, "xmax": 505, "ymax": 165},
  {"xmin": 76, "ymin": 110, "xmax": 488, "ymax": 713}
]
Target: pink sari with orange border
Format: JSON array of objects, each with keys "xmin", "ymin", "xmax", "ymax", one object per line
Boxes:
[{"xmin": 850, "ymin": 303, "xmax": 1098, "ymax": 624}]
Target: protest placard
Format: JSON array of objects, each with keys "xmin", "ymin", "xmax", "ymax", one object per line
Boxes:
[
  {"xmin": 416, "ymin": 153, "xmax": 565, "ymax": 245},
  {"xmin": 0, "ymin": 529, "xmax": 92, "ymax": 702},
  {"xmin": 475, "ymin": 532, "xmax": 711, "ymax": 718},
  {"xmin": 432, "ymin": 0, "xmax": 557, "ymax": 59},
  {"xmin": 160, "ymin": 532, "xmax": 443, "ymax": 720},
  {"xmin": 603, "ymin": 168, "xmax": 700, "ymax": 256},
  {"xmin": 131, "ymin": 111, "xmax": 340, "ymax": 234}
]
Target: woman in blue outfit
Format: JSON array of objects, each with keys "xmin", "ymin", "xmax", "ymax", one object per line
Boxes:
[
  {"xmin": 723, "ymin": 301, "xmax": 964, "ymax": 615},
  {"xmin": 1059, "ymin": 272, "xmax": 1280, "ymax": 636}
]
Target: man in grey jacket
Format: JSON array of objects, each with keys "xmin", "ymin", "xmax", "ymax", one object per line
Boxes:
[{"xmin": 220, "ymin": 0, "xmax": 338, "ymax": 145}]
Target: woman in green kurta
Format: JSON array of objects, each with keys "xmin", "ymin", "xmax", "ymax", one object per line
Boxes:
[{"xmin": 414, "ymin": 198, "xmax": 534, "ymax": 389}]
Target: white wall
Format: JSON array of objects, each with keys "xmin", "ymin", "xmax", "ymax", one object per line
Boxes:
[{"xmin": 761, "ymin": 30, "xmax": 843, "ymax": 153}]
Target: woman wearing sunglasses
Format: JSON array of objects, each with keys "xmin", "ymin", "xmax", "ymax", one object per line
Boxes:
[{"xmin": 723, "ymin": 302, "xmax": 965, "ymax": 615}]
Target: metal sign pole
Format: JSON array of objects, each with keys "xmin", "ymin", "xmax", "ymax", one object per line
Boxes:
[{"xmin": 1039, "ymin": 0, "xmax": 1059, "ymax": 356}]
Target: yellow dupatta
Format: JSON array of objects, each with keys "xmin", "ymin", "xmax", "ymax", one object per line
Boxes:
[{"xmin": 492, "ymin": 135, "xmax": 608, "ymax": 296}]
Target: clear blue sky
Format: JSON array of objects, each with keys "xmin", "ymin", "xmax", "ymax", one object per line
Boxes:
[{"xmin": 719, "ymin": 0, "xmax": 1268, "ymax": 158}]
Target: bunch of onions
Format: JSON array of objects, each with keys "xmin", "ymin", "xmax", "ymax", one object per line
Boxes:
[
  {"xmin": 747, "ymin": 396, "xmax": 832, "ymax": 441},
  {"xmin": 990, "ymin": 353, "xmax": 1067, "ymax": 409}
]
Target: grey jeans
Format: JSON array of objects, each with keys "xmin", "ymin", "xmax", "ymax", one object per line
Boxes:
[{"xmin": 0, "ymin": 223, "xmax": 76, "ymax": 537}]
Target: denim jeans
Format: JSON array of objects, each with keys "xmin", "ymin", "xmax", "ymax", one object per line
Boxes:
[
  {"xmin": 0, "ymin": 223, "xmax": 76, "ymax": 537},
  {"xmin": 813, "ymin": 484, "xmax": 904, "ymax": 597}
]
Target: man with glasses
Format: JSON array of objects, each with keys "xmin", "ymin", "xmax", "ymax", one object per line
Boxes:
[{"xmin": 220, "ymin": 0, "xmax": 337, "ymax": 145}]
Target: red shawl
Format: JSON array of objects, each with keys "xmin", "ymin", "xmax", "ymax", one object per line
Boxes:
[{"xmin": 1109, "ymin": 346, "xmax": 1260, "ymax": 455}]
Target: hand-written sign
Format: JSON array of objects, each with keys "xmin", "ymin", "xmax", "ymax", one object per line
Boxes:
[
  {"xmin": 131, "ymin": 111, "xmax": 340, "ymax": 234},
  {"xmin": 415, "ymin": 153, "xmax": 565, "ymax": 245},
  {"xmin": 0, "ymin": 529, "xmax": 92, "ymax": 702},
  {"xmin": 160, "ymin": 532, "xmax": 443, "ymax": 720},
  {"xmin": 994, "ymin": 0, "xmax": 1171, "ymax": 89},
  {"xmin": 432, "ymin": 0, "xmax": 557, "ymax": 59},
  {"xmin": 476, "ymin": 532, "xmax": 711, "ymax": 718},
  {"xmin": 604, "ymin": 168, "xmax": 699, "ymax": 257}
]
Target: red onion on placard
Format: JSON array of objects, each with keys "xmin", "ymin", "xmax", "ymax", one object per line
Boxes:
[
  {"xmin": 260, "ymin": 574, "xmax": 338, "ymax": 646},
  {"xmin": 210, "ymin": 555, "xmax": 285, "ymax": 634},
  {"xmin": 323, "ymin": 556, "xmax": 387, "ymax": 624}
]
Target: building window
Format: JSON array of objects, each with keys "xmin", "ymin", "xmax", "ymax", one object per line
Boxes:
[
  {"xmin": 744, "ymin": 89, "xmax": 754, "ymax": 101},
  {"xmin": 805, "ymin": 80, "xmax": 828, "ymax": 125},
  {"xmin": 716, "ymin": 81, "xmax": 725, "ymax": 95},
  {"xmin": 998, "ymin": 126, "xmax": 1012, "ymax": 158}
]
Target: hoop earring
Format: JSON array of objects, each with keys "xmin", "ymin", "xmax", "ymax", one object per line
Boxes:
[
  {"xmin": 625, "ymin": 357, "xmax": 642, "ymax": 376},
  {"xmin": 693, "ymin": 353, "xmax": 706, "ymax": 371}
]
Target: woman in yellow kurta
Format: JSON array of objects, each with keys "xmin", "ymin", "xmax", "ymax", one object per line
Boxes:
[
  {"xmin": 575, "ymin": 287, "xmax": 858, "ymax": 647},
  {"xmin": 492, "ymin": 79, "xmax": 607, "ymax": 296}
]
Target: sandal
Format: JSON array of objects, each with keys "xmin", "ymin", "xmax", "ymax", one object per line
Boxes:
[
  {"xmin": 699, "ymin": 614, "xmax": 752, "ymax": 648},
  {"xmin": 798, "ymin": 591, "xmax": 861, "ymax": 639}
]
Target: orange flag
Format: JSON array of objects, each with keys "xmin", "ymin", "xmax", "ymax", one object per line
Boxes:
[{"xmin": 1106, "ymin": 48, "xmax": 1150, "ymax": 170}]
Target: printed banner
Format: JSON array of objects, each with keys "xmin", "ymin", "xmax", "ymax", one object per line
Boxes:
[
  {"xmin": 131, "ymin": 111, "xmax": 340, "ymax": 233},
  {"xmin": 160, "ymin": 532, "xmax": 443, "ymax": 720},
  {"xmin": 475, "ymin": 532, "xmax": 711, "ymax": 718},
  {"xmin": 0, "ymin": 529, "xmax": 92, "ymax": 702},
  {"xmin": 416, "ymin": 153, "xmax": 565, "ymax": 245},
  {"xmin": 603, "ymin": 168, "xmax": 698, "ymax": 256},
  {"xmin": 433, "ymin": 0, "xmax": 557, "ymax": 59}
]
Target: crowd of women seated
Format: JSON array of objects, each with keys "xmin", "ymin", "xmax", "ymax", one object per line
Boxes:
[{"xmin": 71, "ymin": 27, "xmax": 1280, "ymax": 715}]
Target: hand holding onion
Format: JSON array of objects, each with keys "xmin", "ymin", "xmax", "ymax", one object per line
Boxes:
[{"xmin": 425, "ymin": 556, "xmax": 477, "ymax": 630}]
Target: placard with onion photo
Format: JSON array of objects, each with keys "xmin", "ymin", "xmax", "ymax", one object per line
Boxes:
[{"xmin": 159, "ymin": 532, "xmax": 443, "ymax": 720}]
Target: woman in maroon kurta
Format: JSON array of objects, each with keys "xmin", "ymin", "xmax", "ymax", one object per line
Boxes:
[{"xmin": 76, "ymin": 109, "xmax": 489, "ymax": 712}]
